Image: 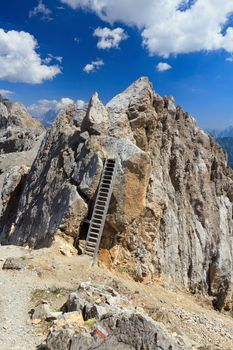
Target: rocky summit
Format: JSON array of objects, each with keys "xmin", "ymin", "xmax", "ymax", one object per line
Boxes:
[
  {"xmin": 0, "ymin": 77, "xmax": 232, "ymax": 320},
  {"xmin": 0, "ymin": 77, "xmax": 233, "ymax": 310}
]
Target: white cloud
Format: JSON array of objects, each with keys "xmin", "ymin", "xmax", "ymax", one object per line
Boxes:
[
  {"xmin": 0, "ymin": 28, "xmax": 61, "ymax": 84},
  {"xmin": 226, "ymin": 55, "xmax": 233, "ymax": 62},
  {"xmin": 0, "ymin": 89, "xmax": 14, "ymax": 98},
  {"xmin": 29, "ymin": 0, "xmax": 53, "ymax": 21},
  {"xmin": 77, "ymin": 99, "xmax": 85, "ymax": 109},
  {"xmin": 156, "ymin": 62, "xmax": 172, "ymax": 72},
  {"xmin": 43, "ymin": 54, "xmax": 63, "ymax": 65},
  {"xmin": 28, "ymin": 97, "xmax": 85, "ymax": 118},
  {"xmin": 93, "ymin": 27, "xmax": 128, "ymax": 49},
  {"xmin": 60, "ymin": 0, "xmax": 233, "ymax": 57},
  {"xmin": 83, "ymin": 59, "xmax": 104, "ymax": 73}
]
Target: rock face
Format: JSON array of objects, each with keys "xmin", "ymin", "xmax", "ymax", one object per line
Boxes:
[
  {"xmin": 0, "ymin": 96, "xmax": 45, "ymax": 219},
  {"xmin": 0, "ymin": 78, "xmax": 232, "ymax": 312},
  {"xmin": 0, "ymin": 98, "xmax": 44, "ymax": 153}
]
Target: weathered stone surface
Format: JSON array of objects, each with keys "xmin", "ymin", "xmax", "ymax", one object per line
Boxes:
[
  {"xmin": 2, "ymin": 257, "xmax": 24, "ymax": 270},
  {"xmin": 45, "ymin": 313, "xmax": 190, "ymax": 350},
  {"xmin": 1, "ymin": 165, "xmax": 29, "ymax": 210},
  {"xmin": 42, "ymin": 283, "xmax": 195, "ymax": 350},
  {"xmin": 0, "ymin": 98, "xmax": 45, "ymax": 220},
  {"xmin": 32, "ymin": 301, "xmax": 51, "ymax": 322},
  {"xmin": 0, "ymin": 100, "xmax": 44, "ymax": 153},
  {"xmin": 0, "ymin": 77, "xmax": 232, "ymax": 313},
  {"xmin": 0, "ymin": 106, "xmax": 89, "ymax": 247}
]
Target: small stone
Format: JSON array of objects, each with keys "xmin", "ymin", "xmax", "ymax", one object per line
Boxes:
[
  {"xmin": 2, "ymin": 257, "xmax": 24, "ymax": 270},
  {"xmin": 46, "ymin": 312, "xmax": 63, "ymax": 321},
  {"xmin": 32, "ymin": 302, "xmax": 51, "ymax": 322}
]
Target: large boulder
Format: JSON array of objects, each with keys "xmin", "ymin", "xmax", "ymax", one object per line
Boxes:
[
  {"xmin": 0, "ymin": 100, "xmax": 44, "ymax": 153},
  {"xmin": 0, "ymin": 77, "xmax": 232, "ymax": 312}
]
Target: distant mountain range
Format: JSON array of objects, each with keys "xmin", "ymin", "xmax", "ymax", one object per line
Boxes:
[
  {"xmin": 207, "ymin": 127, "xmax": 233, "ymax": 169},
  {"xmin": 39, "ymin": 109, "xmax": 57, "ymax": 128},
  {"xmin": 208, "ymin": 126, "xmax": 233, "ymax": 138},
  {"xmin": 216, "ymin": 137, "xmax": 233, "ymax": 169}
]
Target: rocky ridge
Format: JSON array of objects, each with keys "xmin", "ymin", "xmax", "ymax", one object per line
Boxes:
[{"xmin": 0, "ymin": 78, "xmax": 232, "ymax": 315}]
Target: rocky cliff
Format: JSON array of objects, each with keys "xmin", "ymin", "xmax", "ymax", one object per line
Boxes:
[
  {"xmin": 0, "ymin": 97, "xmax": 44, "ymax": 153},
  {"xmin": 0, "ymin": 97, "xmax": 45, "ymax": 218},
  {"xmin": 0, "ymin": 78, "xmax": 232, "ymax": 313}
]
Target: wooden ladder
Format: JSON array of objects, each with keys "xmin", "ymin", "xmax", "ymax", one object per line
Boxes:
[{"xmin": 84, "ymin": 158, "xmax": 117, "ymax": 264}]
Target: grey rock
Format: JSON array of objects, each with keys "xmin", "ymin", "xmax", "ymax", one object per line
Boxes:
[
  {"xmin": 2, "ymin": 257, "xmax": 24, "ymax": 270},
  {"xmin": 46, "ymin": 312, "xmax": 63, "ymax": 321},
  {"xmin": 32, "ymin": 302, "xmax": 51, "ymax": 322},
  {"xmin": 1, "ymin": 165, "xmax": 29, "ymax": 210},
  {"xmin": 82, "ymin": 92, "xmax": 109, "ymax": 135},
  {"xmin": 44, "ymin": 313, "xmax": 193, "ymax": 350},
  {"xmin": 0, "ymin": 100, "xmax": 44, "ymax": 154},
  {"xmin": 62, "ymin": 292, "xmax": 85, "ymax": 313}
]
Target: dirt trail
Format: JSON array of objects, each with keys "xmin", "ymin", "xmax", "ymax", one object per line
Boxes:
[
  {"xmin": 0, "ymin": 237, "xmax": 233, "ymax": 350},
  {"xmin": 0, "ymin": 246, "xmax": 44, "ymax": 350}
]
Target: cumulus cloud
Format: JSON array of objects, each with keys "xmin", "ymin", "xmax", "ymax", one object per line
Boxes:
[
  {"xmin": 83, "ymin": 59, "xmax": 104, "ymax": 73},
  {"xmin": 0, "ymin": 28, "xmax": 61, "ymax": 84},
  {"xmin": 0, "ymin": 89, "xmax": 14, "ymax": 98},
  {"xmin": 93, "ymin": 27, "xmax": 128, "ymax": 49},
  {"xmin": 60, "ymin": 0, "xmax": 233, "ymax": 57},
  {"xmin": 28, "ymin": 97, "xmax": 85, "ymax": 118},
  {"xmin": 76, "ymin": 99, "xmax": 85, "ymax": 109},
  {"xmin": 156, "ymin": 62, "xmax": 172, "ymax": 72},
  {"xmin": 29, "ymin": 0, "xmax": 53, "ymax": 21}
]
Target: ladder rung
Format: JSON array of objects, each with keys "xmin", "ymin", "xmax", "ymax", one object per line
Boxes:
[
  {"xmin": 92, "ymin": 218, "xmax": 102, "ymax": 225},
  {"xmin": 105, "ymin": 165, "xmax": 114, "ymax": 172},
  {"xmin": 90, "ymin": 228, "xmax": 100, "ymax": 233},
  {"xmin": 89, "ymin": 233, "xmax": 99, "ymax": 238},
  {"xmin": 95, "ymin": 205, "xmax": 105, "ymax": 213},
  {"xmin": 100, "ymin": 184, "xmax": 110, "ymax": 188},
  {"xmin": 96, "ymin": 205, "xmax": 105, "ymax": 209},
  {"xmin": 86, "ymin": 242, "xmax": 97, "ymax": 247},
  {"xmin": 96, "ymin": 203, "xmax": 106, "ymax": 207},
  {"xmin": 85, "ymin": 247, "xmax": 95, "ymax": 253},
  {"xmin": 93, "ymin": 215, "xmax": 103, "ymax": 220},
  {"xmin": 91, "ymin": 223, "xmax": 101, "ymax": 228},
  {"xmin": 101, "ymin": 183, "xmax": 111, "ymax": 187}
]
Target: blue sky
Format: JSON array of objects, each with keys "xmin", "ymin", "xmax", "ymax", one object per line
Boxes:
[{"xmin": 0, "ymin": 0, "xmax": 233, "ymax": 129}]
